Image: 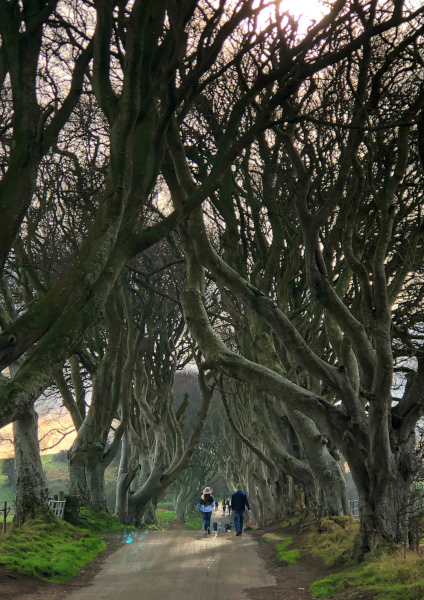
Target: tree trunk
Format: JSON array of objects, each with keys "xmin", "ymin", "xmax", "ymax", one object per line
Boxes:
[
  {"xmin": 68, "ymin": 458, "xmax": 90, "ymax": 505},
  {"xmin": 351, "ymin": 453, "xmax": 414, "ymax": 556},
  {"xmin": 173, "ymin": 487, "xmax": 187, "ymax": 521},
  {"xmin": 246, "ymin": 469, "xmax": 259, "ymax": 526},
  {"xmin": 174, "ymin": 501, "xmax": 187, "ymax": 522},
  {"xmin": 253, "ymin": 460, "xmax": 276, "ymax": 525},
  {"xmin": 86, "ymin": 457, "xmax": 107, "ymax": 510},
  {"xmin": 115, "ymin": 432, "xmax": 139, "ymax": 522},
  {"xmin": 13, "ymin": 407, "xmax": 48, "ymax": 525}
]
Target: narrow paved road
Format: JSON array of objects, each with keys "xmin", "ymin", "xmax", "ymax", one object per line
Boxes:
[{"xmin": 66, "ymin": 515, "xmax": 275, "ymax": 600}]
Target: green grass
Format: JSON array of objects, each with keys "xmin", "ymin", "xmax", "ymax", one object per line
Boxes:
[
  {"xmin": 264, "ymin": 534, "xmax": 301, "ymax": 565},
  {"xmin": 308, "ymin": 517, "xmax": 424, "ymax": 599},
  {"xmin": 275, "ymin": 536, "xmax": 301, "ymax": 564},
  {"xmin": 1, "ymin": 453, "xmax": 119, "ymax": 511},
  {"xmin": 157, "ymin": 499, "xmax": 174, "ymax": 511},
  {"xmin": 184, "ymin": 512, "xmax": 202, "ymax": 530},
  {"xmin": 78, "ymin": 506, "xmax": 124, "ymax": 533},
  {"xmin": 306, "ymin": 517, "xmax": 359, "ymax": 566},
  {"xmin": 157, "ymin": 510, "xmax": 174, "ymax": 521},
  {"xmin": 0, "ymin": 470, "xmax": 14, "ymax": 504},
  {"xmin": 157, "ymin": 509, "xmax": 202, "ymax": 531},
  {"xmin": 311, "ymin": 548, "xmax": 424, "ymax": 599},
  {"xmin": 0, "ymin": 508, "xmax": 124, "ymax": 581}
]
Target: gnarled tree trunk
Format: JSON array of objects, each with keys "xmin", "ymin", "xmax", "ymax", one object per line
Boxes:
[{"xmin": 13, "ymin": 407, "xmax": 48, "ymax": 525}]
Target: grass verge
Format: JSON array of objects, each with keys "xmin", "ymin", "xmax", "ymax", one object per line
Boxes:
[
  {"xmin": 265, "ymin": 534, "xmax": 301, "ymax": 565},
  {"xmin": 0, "ymin": 508, "xmax": 124, "ymax": 582},
  {"xmin": 306, "ymin": 516, "xmax": 359, "ymax": 567},
  {"xmin": 276, "ymin": 536, "xmax": 301, "ymax": 564},
  {"xmin": 311, "ymin": 548, "xmax": 424, "ymax": 599},
  {"xmin": 308, "ymin": 517, "xmax": 424, "ymax": 599}
]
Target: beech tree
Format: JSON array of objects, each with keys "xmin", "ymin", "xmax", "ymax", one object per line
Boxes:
[
  {"xmin": 164, "ymin": 1, "xmax": 424, "ymax": 554},
  {"xmin": 1, "ymin": 0, "xmax": 424, "ymax": 552},
  {"xmin": 0, "ymin": 0, "xmax": 287, "ymax": 429}
]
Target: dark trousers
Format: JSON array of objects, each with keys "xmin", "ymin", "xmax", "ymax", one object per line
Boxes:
[
  {"xmin": 234, "ymin": 510, "xmax": 244, "ymax": 533},
  {"xmin": 202, "ymin": 511, "xmax": 212, "ymax": 531}
]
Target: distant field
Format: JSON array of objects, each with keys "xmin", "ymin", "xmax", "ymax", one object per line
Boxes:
[
  {"xmin": 0, "ymin": 470, "xmax": 14, "ymax": 505},
  {"xmin": 0, "ymin": 455, "xmax": 119, "ymax": 511},
  {"xmin": 157, "ymin": 506, "xmax": 202, "ymax": 531}
]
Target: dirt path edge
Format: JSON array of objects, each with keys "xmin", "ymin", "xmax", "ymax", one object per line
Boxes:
[{"xmin": 245, "ymin": 522, "xmax": 376, "ymax": 600}]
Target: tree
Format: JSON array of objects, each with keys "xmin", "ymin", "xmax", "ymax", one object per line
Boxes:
[
  {"xmin": 0, "ymin": 0, "xmax": 301, "ymax": 432},
  {"xmin": 166, "ymin": 2, "xmax": 424, "ymax": 553}
]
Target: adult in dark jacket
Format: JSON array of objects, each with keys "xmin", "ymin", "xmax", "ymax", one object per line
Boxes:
[{"xmin": 231, "ymin": 483, "xmax": 251, "ymax": 536}]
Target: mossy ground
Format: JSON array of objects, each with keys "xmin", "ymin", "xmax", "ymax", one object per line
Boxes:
[
  {"xmin": 306, "ymin": 516, "xmax": 359, "ymax": 566},
  {"xmin": 311, "ymin": 548, "xmax": 424, "ymax": 599},
  {"xmin": 307, "ymin": 517, "xmax": 424, "ymax": 599},
  {"xmin": 0, "ymin": 507, "xmax": 124, "ymax": 582}
]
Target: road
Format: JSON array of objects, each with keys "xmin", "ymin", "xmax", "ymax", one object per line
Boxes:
[{"xmin": 65, "ymin": 513, "xmax": 276, "ymax": 600}]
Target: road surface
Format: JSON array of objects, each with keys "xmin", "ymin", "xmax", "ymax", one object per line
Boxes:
[{"xmin": 66, "ymin": 515, "xmax": 276, "ymax": 600}]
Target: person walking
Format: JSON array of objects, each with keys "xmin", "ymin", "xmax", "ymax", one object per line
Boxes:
[
  {"xmin": 198, "ymin": 486, "xmax": 215, "ymax": 535},
  {"xmin": 227, "ymin": 498, "xmax": 232, "ymax": 516},
  {"xmin": 222, "ymin": 499, "xmax": 226, "ymax": 516},
  {"xmin": 231, "ymin": 483, "xmax": 251, "ymax": 536}
]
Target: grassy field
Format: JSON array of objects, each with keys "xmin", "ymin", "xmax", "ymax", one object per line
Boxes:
[
  {"xmin": 0, "ymin": 471, "xmax": 14, "ymax": 504},
  {"xmin": 0, "ymin": 455, "xmax": 119, "ymax": 512}
]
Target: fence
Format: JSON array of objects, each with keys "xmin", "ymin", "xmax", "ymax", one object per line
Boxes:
[
  {"xmin": 48, "ymin": 499, "xmax": 66, "ymax": 519},
  {"xmin": 0, "ymin": 496, "xmax": 67, "ymax": 530},
  {"xmin": 350, "ymin": 499, "xmax": 359, "ymax": 519}
]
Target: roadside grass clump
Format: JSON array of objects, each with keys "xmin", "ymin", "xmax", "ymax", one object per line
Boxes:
[
  {"xmin": 78, "ymin": 506, "xmax": 124, "ymax": 533},
  {"xmin": 276, "ymin": 536, "xmax": 301, "ymax": 564},
  {"xmin": 281, "ymin": 515, "xmax": 301, "ymax": 527},
  {"xmin": 311, "ymin": 548, "xmax": 424, "ymax": 599},
  {"xmin": 265, "ymin": 534, "xmax": 301, "ymax": 565},
  {"xmin": 0, "ymin": 508, "xmax": 125, "ymax": 581},
  {"xmin": 307, "ymin": 516, "xmax": 359, "ymax": 566}
]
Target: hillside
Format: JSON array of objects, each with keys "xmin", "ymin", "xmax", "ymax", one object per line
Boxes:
[{"xmin": 0, "ymin": 453, "xmax": 119, "ymax": 512}]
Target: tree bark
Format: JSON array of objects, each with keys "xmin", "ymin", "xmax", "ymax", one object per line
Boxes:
[{"xmin": 13, "ymin": 407, "xmax": 48, "ymax": 525}]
